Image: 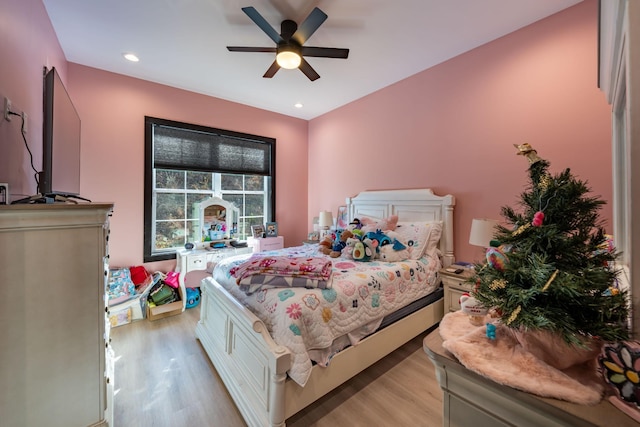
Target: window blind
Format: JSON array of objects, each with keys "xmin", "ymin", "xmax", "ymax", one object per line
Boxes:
[{"xmin": 152, "ymin": 123, "xmax": 273, "ymax": 176}]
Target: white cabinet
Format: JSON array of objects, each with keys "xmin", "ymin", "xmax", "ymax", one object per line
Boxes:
[
  {"xmin": 247, "ymin": 236, "xmax": 284, "ymax": 252},
  {"xmin": 0, "ymin": 203, "xmax": 114, "ymax": 427}
]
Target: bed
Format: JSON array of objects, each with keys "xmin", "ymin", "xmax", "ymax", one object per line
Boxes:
[{"xmin": 195, "ymin": 188, "xmax": 455, "ymax": 427}]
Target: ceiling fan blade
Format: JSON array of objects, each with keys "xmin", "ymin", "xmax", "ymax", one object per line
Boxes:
[
  {"xmin": 263, "ymin": 60, "xmax": 280, "ymax": 78},
  {"xmin": 292, "ymin": 7, "xmax": 327, "ymax": 45},
  {"xmin": 227, "ymin": 46, "xmax": 277, "ymax": 53},
  {"xmin": 298, "ymin": 58, "xmax": 320, "ymax": 81},
  {"xmin": 302, "ymin": 47, "xmax": 349, "ymax": 59},
  {"xmin": 242, "ymin": 6, "xmax": 283, "ymax": 44}
]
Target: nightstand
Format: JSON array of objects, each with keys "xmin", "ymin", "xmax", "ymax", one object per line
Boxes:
[{"xmin": 440, "ymin": 266, "xmax": 475, "ymax": 312}]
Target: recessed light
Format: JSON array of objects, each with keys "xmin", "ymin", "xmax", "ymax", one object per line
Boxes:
[
  {"xmin": 123, "ymin": 53, "xmax": 139, "ymax": 62},
  {"xmin": 294, "ymin": 103, "xmax": 303, "ymax": 108}
]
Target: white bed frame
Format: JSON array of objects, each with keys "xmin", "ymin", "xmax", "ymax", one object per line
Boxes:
[{"xmin": 195, "ymin": 188, "xmax": 455, "ymax": 427}]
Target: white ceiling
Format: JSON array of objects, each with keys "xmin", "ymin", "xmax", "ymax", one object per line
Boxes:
[{"xmin": 42, "ymin": 0, "xmax": 583, "ymax": 120}]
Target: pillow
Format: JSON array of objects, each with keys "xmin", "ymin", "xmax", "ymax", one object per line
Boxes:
[
  {"xmin": 394, "ymin": 221, "xmax": 443, "ymax": 259},
  {"xmin": 359, "ymin": 215, "xmax": 398, "ymax": 233}
]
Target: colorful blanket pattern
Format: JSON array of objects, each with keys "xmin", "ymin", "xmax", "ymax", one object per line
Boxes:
[
  {"xmin": 230, "ymin": 255, "xmax": 332, "ymax": 293},
  {"xmin": 211, "ymin": 245, "xmax": 441, "ymax": 386}
]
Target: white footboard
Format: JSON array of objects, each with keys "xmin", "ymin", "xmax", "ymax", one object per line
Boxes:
[
  {"xmin": 196, "ymin": 277, "xmax": 444, "ymax": 427},
  {"xmin": 195, "ymin": 277, "xmax": 292, "ymax": 427}
]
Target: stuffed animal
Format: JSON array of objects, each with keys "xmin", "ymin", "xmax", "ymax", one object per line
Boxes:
[
  {"xmin": 459, "ymin": 293, "xmax": 488, "ymax": 326},
  {"xmin": 352, "ymin": 237, "xmax": 376, "ymax": 262},
  {"xmin": 365, "ymin": 229, "xmax": 392, "ymax": 248},
  {"xmin": 360, "ymin": 215, "xmax": 399, "ymax": 233},
  {"xmin": 330, "ymin": 230, "xmax": 354, "ymax": 258},
  {"xmin": 343, "ymin": 237, "xmax": 360, "ymax": 258},
  {"xmin": 377, "ymin": 232, "xmax": 409, "ymax": 262},
  {"xmin": 318, "ymin": 236, "xmax": 333, "ymax": 255},
  {"xmin": 378, "ymin": 244, "xmax": 410, "ymax": 262},
  {"xmin": 348, "ymin": 218, "xmax": 363, "ymax": 231}
]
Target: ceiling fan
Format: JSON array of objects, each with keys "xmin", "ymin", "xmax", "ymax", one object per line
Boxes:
[{"xmin": 227, "ymin": 7, "xmax": 349, "ymax": 81}]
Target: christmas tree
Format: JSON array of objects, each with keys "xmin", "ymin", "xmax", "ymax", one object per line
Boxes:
[{"xmin": 472, "ymin": 144, "xmax": 629, "ymax": 347}]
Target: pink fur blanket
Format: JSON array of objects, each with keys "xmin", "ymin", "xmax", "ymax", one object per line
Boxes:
[{"xmin": 439, "ymin": 311, "xmax": 605, "ymax": 405}]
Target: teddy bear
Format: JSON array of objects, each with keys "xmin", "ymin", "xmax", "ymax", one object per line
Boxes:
[
  {"xmin": 318, "ymin": 236, "xmax": 333, "ymax": 255},
  {"xmin": 330, "ymin": 229, "xmax": 354, "ymax": 258}
]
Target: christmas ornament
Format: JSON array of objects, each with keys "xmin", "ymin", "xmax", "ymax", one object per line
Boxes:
[
  {"xmin": 486, "ymin": 247, "xmax": 507, "ymax": 271},
  {"xmin": 486, "ymin": 323, "xmax": 497, "ymax": 340},
  {"xmin": 532, "ymin": 211, "xmax": 545, "ymax": 227},
  {"xmin": 459, "ymin": 293, "xmax": 488, "ymax": 325},
  {"xmin": 514, "ymin": 143, "xmax": 543, "ymax": 164}
]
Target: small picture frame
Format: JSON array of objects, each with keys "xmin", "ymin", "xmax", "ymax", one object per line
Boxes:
[
  {"xmin": 336, "ymin": 206, "xmax": 348, "ymax": 230},
  {"xmin": 251, "ymin": 224, "xmax": 265, "ymax": 238},
  {"xmin": 265, "ymin": 221, "xmax": 278, "ymax": 237},
  {"xmin": 308, "ymin": 231, "xmax": 319, "ymax": 241}
]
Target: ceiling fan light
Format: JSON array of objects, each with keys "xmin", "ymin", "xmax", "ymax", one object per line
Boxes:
[{"xmin": 276, "ymin": 51, "xmax": 301, "ymax": 69}]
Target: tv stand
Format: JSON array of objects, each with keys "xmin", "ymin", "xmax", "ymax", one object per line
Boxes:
[{"xmin": 11, "ymin": 193, "xmax": 92, "ymax": 204}]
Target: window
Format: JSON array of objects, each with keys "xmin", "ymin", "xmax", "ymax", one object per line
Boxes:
[{"xmin": 144, "ymin": 117, "xmax": 275, "ymax": 262}]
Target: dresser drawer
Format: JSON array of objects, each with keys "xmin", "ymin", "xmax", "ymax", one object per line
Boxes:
[{"xmin": 187, "ymin": 254, "xmax": 207, "ymax": 270}]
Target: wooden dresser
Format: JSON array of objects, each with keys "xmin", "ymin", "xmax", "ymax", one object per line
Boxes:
[
  {"xmin": 0, "ymin": 203, "xmax": 114, "ymax": 427},
  {"xmin": 424, "ymin": 329, "xmax": 638, "ymax": 427}
]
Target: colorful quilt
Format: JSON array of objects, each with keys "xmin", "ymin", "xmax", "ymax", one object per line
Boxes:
[{"xmin": 211, "ymin": 244, "xmax": 442, "ymax": 386}]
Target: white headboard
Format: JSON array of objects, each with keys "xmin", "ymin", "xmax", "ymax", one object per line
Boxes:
[{"xmin": 346, "ymin": 188, "xmax": 455, "ymax": 266}]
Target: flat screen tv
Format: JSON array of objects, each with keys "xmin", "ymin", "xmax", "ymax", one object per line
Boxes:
[{"xmin": 39, "ymin": 66, "xmax": 81, "ymax": 198}]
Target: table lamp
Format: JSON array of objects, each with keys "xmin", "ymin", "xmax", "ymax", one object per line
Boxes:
[
  {"xmin": 469, "ymin": 218, "xmax": 499, "ymax": 255},
  {"xmin": 319, "ymin": 211, "xmax": 333, "ymax": 239}
]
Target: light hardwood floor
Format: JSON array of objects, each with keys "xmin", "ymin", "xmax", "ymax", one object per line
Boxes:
[{"xmin": 111, "ymin": 306, "xmax": 443, "ymax": 427}]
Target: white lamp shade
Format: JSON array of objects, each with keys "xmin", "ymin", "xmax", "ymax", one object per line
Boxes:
[
  {"xmin": 319, "ymin": 211, "xmax": 333, "ymax": 228},
  {"xmin": 469, "ymin": 218, "xmax": 498, "ymax": 247}
]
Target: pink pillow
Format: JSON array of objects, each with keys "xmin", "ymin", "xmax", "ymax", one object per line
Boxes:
[{"xmin": 360, "ymin": 215, "xmax": 398, "ymax": 233}]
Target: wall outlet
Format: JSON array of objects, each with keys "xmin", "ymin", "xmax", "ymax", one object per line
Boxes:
[
  {"xmin": 22, "ymin": 112, "xmax": 27, "ymax": 132},
  {"xmin": 4, "ymin": 97, "xmax": 11, "ymax": 121}
]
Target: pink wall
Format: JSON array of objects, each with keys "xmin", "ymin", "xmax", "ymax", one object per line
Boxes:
[
  {"xmin": 68, "ymin": 64, "xmax": 308, "ymax": 270},
  {"xmin": 308, "ymin": 0, "xmax": 612, "ymax": 264},
  {"xmin": 0, "ymin": 0, "xmax": 67, "ymax": 198},
  {"xmin": 2, "ymin": 0, "xmax": 612, "ymax": 270}
]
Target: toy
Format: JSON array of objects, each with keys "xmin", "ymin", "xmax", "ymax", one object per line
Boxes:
[
  {"xmin": 348, "ymin": 218, "xmax": 363, "ymax": 231},
  {"xmin": 360, "ymin": 215, "xmax": 399, "ymax": 233},
  {"xmin": 378, "ymin": 244, "xmax": 409, "ymax": 262},
  {"xmin": 343, "ymin": 237, "xmax": 359, "ymax": 258},
  {"xmin": 377, "ymin": 231, "xmax": 409, "ymax": 261},
  {"xmin": 352, "ymin": 237, "xmax": 375, "ymax": 262},
  {"xmin": 185, "ymin": 287, "xmax": 201, "ymax": 308},
  {"xmin": 330, "ymin": 230, "xmax": 354, "ymax": 258},
  {"xmin": 364, "ymin": 229, "xmax": 392, "ymax": 248},
  {"xmin": 318, "ymin": 236, "xmax": 333, "ymax": 255},
  {"xmin": 460, "ymin": 293, "xmax": 488, "ymax": 325}
]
